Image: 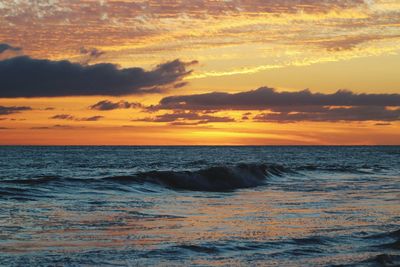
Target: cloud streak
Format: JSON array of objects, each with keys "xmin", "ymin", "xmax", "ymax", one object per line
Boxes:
[
  {"xmin": 50, "ymin": 114, "xmax": 104, "ymax": 121},
  {"xmin": 0, "ymin": 105, "xmax": 31, "ymax": 115},
  {"xmin": 31, "ymin": 125, "xmax": 86, "ymax": 130},
  {"xmin": 254, "ymin": 106, "xmax": 400, "ymax": 123},
  {"xmin": 89, "ymin": 100, "xmax": 142, "ymax": 111},
  {"xmin": 0, "ymin": 57, "xmax": 197, "ymax": 98},
  {"xmin": 136, "ymin": 111, "xmax": 235, "ymax": 125}
]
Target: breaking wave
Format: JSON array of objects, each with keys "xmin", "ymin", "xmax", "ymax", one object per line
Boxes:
[
  {"xmin": 2, "ymin": 163, "xmax": 289, "ymax": 192},
  {"xmin": 106, "ymin": 163, "xmax": 289, "ymax": 191},
  {"xmin": 2, "ymin": 161, "xmax": 390, "ymax": 193}
]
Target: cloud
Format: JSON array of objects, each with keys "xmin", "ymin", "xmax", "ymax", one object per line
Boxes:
[
  {"xmin": 0, "ymin": 105, "xmax": 32, "ymax": 115},
  {"xmin": 154, "ymin": 87, "xmax": 400, "ymax": 110},
  {"xmin": 80, "ymin": 47, "xmax": 105, "ymax": 58},
  {"xmin": 1, "ymin": 0, "xmax": 398, "ymax": 84},
  {"xmin": 79, "ymin": 47, "xmax": 106, "ymax": 65},
  {"xmin": 375, "ymin": 122, "xmax": 392, "ymax": 126},
  {"xmin": 136, "ymin": 110, "xmax": 235, "ymax": 125},
  {"xmin": 50, "ymin": 114, "xmax": 74, "ymax": 120},
  {"xmin": 89, "ymin": 100, "xmax": 142, "ymax": 111},
  {"xmin": 0, "ymin": 43, "xmax": 21, "ymax": 54},
  {"xmin": 242, "ymin": 112, "xmax": 252, "ymax": 120},
  {"xmin": 1, "ymin": 1, "xmax": 365, "ymax": 21},
  {"xmin": 254, "ymin": 106, "xmax": 400, "ymax": 123},
  {"xmin": 148, "ymin": 87, "xmax": 400, "ymax": 123},
  {"xmin": 0, "ymin": 56, "xmax": 197, "ymax": 98},
  {"xmin": 30, "ymin": 125, "xmax": 86, "ymax": 129},
  {"xmin": 81, "ymin": 115, "xmax": 104, "ymax": 121},
  {"xmin": 30, "ymin": 126, "xmax": 51, "ymax": 130},
  {"xmin": 50, "ymin": 114, "xmax": 104, "ymax": 121},
  {"xmin": 299, "ymin": 34, "xmax": 400, "ymax": 52}
]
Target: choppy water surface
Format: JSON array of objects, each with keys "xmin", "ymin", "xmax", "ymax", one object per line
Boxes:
[{"xmin": 0, "ymin": 146, "xmax": 399, "ymax": 266}]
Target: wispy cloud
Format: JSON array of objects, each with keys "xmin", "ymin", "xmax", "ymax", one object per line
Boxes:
[{"xmin": 1, "ymin": 0, "xmax": 399, "ymax": 78}]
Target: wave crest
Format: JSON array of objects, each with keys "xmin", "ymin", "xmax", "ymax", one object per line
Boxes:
[
  {"xmin": 108, "ymin": 163, "xmax": 288, "ymax": 192},
  {"xmin": 2, "ymin": 163, "xmax": 290, "ymax": 192}
]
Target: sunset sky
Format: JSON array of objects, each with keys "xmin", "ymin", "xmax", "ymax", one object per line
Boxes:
[{"xmin": 0, "ymin": 0, "xmax": 399, "ymax": 145}]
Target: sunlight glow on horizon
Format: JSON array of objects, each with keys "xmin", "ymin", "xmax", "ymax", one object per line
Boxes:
[{"xmin": 0, "ymin": 0, "xmax": 399, "ymax": 145}]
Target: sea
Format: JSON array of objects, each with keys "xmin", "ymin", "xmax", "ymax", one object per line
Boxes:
[{"xmin": 0, "ymin": 146, "xmax": 399, "ymax": 266}]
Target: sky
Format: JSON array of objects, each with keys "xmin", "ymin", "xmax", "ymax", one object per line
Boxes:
[{"xmin": 0, "ymin": 0, "xmax": 399, "ymax": 145}]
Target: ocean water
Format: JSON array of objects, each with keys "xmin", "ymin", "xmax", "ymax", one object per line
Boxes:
[{"xmin": 0, "ymin": 146, "xmax": 399, "ymax": 266}]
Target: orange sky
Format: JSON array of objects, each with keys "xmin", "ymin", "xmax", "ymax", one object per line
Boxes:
[{"xmin": 0, "ymin": 0, "xmax": 399, "ymax": 145}]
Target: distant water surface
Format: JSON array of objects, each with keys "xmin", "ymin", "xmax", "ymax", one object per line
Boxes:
[{"xmin": 0, "ymin": 146, "xmax": 399, "ymax": 266}]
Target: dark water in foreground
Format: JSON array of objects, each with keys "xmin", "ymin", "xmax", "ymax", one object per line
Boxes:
[{"xmin": 0, "ymin": 146, "xmax": 399, "ymax": 266}]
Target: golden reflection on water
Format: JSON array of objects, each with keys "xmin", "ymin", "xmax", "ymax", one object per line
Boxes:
[{"xmin": 2, "ymin": 182, "xmax": 398, "ymax": 263}]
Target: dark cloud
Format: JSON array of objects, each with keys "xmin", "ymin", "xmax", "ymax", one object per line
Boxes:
[
  {"xmin": 81, "ymin": 116, "xmax": 103, "ymax": 121},
  {"xmin": 0, "ymin": 105, "xmax": 32, "ymax": 115},
  {"xmin": 50, "ymin": 114, "xmax": 74, "ymax": 120},
  {"xmin": 30, "ymin": 126, "xmax": 51, "ymax": 130},
  {"xmin": 49, "ymin": 124, "xmax": 85, "ymax": 129},
  {"xmin": 154, "ymin": 87, "xmax": 400, "ymax": 111},
  {"xmin": 89, "ymin": 100, "xmax": 142, "ymax": 111},
  {"xmin": 79, "ymin": 47, "xmax": 106, "ymax": 65},
  {"xmin": 254, "ymin": 106, "xmax": 400, "ymax": 123},
  {"xmin": 148, "ymin": 87, "xmax": 400, "ymax": 123},
  {"xmin": 0, "ymin": 43, "xmax": 21, "ymax": 54},
  {"xmin": 136, "ymin": 110, "xmax": 235, "ymax": 125},
  {"xmin": 30, "ymin": 125, "xmax": 85, "ymax": 130},
  {"xmin": 50, "ymin": 114, "xmax": 104, "ymax": 121},
  {"xmin": 375, "ymin": 122, "xmax": 392, "ymax": 126},
  {"xmin": 242, "ymin": 112, "xmax": 252, "ymax": 120},
  {"xmin": 173, "ymin": 82, "xmax": 189, "ymax": 89},
  {"xmin": 7, "ymin": 118, "xmax": 26, "ymax": 121},
  {"xmin": 80, "ymin": 47, "xmax": 105, "ymax": 58},
  {"xmin": 53, "ymin": 124, "xmax": 86, "ymax": 129},
  {"xmin": 0, "ymin": 56, "xmax": 197, "ymax": 98},
  {"xmin": 169, "ymin": 121, "xmax": 204, "ymax": 126}
]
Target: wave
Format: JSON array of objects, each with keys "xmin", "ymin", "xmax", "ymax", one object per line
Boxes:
[
  {"xmin": 1, "ymin": 161, "xmax": 385, "ymax": 193},
  {"xmin": 0, "ymin": 163, "xmax": 288, "ymax": 192},
  {"xmin": 295, "ymin": 164, "xmax": 380, "ymax": 174},
  {"xmin": 1, "ymin": 175, "xmax": 96, "ymax": 186},
  {"xmin": 354, "ymin": 229, "xmax": 400, "ymax": 266},
  {"xmin": 371, "ymin": 254, "xmax": 400, "ymax": 266},
  {"xmin": 106, "ymin": 163, "xmax": 289, "ymax": 192},
  {"xmin": 175, "ymin": 244, "xmax": 220, "ymax": 254}
]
